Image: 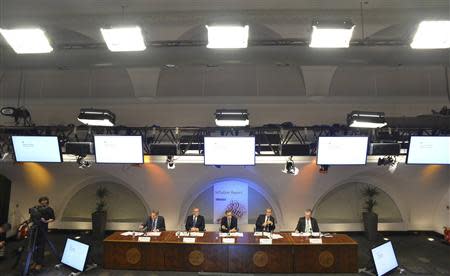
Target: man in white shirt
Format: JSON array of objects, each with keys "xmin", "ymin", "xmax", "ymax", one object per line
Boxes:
[{"xmin": 295, "ymin": 209, "xmax": 320, "ymax": 233}]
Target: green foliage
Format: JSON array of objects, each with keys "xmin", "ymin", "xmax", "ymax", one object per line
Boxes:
[
  {"xmin": 95, "ymin": 186, "xmax": 109, "ymax": 213},
  {"xmin": 362, "ymin": 185, "xmax": 379, "ymax": 213}
]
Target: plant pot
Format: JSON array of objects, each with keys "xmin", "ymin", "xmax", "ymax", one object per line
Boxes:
[
  {"xmin": 92, "ymin": 211, "xmax": 107, "ymax": 239},
  {"xmin": 363, "ymin": 212, "xmax": 378, "ymax": 241}
]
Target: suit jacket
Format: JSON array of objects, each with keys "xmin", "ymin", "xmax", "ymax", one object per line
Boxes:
[
  {"xmin": 295, "ymin": 217, "xmax": 319, "ymax": 233},
  {"xmin": 255, "ymin": 214, "xmax": 276, "ymax": 232},
  {"xmin": 142, "ymin": 216, "xmax": 166, "ymax": 231},
  {"xmin": 220, "ymin": 216, "xmax": 238, "ymax": 232},
  {"xmin": 185, "ymin": 215, "xmax": 206, "ymax": 232}
]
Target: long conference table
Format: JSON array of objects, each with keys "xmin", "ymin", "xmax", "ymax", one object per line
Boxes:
[{"xmin": 104, "ymin": 231, "xmax": 358, "ymax": 273}]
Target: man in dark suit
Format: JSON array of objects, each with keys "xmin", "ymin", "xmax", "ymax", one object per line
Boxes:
[
  {"xmin": 185, "ymin": 207, "xmax": 206, "ymax": 232},
  {"xmin": 295, "ymin": 209, "xmax": 320, "ymax": 233},
  {"xmin": 255, "ymin": 208, "xmax": 276, "ymax": 232},
  {"xmin": 220, "ymin": 210, "xmax": 238, "ymax": 233},
  {"xmin": 140, "ymin": 210, "xmax": 166, "ymax": 231}
]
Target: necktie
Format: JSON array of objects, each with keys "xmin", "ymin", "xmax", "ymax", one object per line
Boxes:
[
  {"xmin": 193, "ymin": 216, "xmax": 197, "ymax": 226},
  {"xmin": 227, "ymin": 218, "xmax": 231, "ymax": 228},
  {"xmin": 306, "ymin": 219, "xmax": 311, "ymax": 232},
  {"xmin": 152, "ymin": 219, "xmax": 157, "ymax": 230}
]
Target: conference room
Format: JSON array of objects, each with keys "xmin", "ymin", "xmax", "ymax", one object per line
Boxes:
[{"xmin": 0, "ymin": 1, "xmax": 450, "ymax": 276}]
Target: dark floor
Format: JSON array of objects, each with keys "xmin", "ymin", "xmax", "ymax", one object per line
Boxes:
[{"xmin": 0, "ymin": 231, "xmax": 449, "ymax": 275}]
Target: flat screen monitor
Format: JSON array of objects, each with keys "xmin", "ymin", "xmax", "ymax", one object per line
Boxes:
[
  {"xmin": 11, "ymin": 136, "xmax": 62, "ymax": 163},
  {"xmin": 61, "ymin": 238, "xmax": 89, "ymax": 272},
  {"xmin": 317, "ymin": 136, "xmax": 368, "ymax": 165},
  {"xmin": 406, "ymin": 136, "xmax": 450, "ymax": 164},
  {"xmin": 204, "ymin": 137, "xmax": 255, "ymax": 166},
  {"xmin": 94, "ymin": 135, "xmax": 143, "ymax": 164},
  {"xmin": 371, "ymin": 241, "xmax": 399, "ymax": 276}
]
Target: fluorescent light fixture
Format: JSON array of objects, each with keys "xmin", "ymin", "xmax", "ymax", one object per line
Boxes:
[
  {"xmin": 100, "ymin": 26, "xmax": 146, "ymax": 52},
  {"xmin": 77, "ymin": 108, "xmax": 115, "ymax": 126},
  {"xmin": 411, "ymin": 21, "xmax": 450, "ymax": 49},
  {"xmin": 215, "ymin": 109, "xmax": 249, "ymax": 127},
  {"xmin": 206, "ymin": 25, "xmax": 249, "ymax": 49},
  {"xmin": 0, "ymin": 28, "xmax": 53, "ymax": 54},
  {"xmin": 347, "ymin": 111, "xmax": 387, "ymax": 128},
  {"xmin": 310, "ymin": 20, "xmax": 354, "ymax": 48}
]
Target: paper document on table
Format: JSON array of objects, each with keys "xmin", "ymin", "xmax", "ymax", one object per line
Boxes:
[
  {"xmin": 254, "ymin": 232, "xmax": 263, "ymax": 236},
  {"xmin": 270, "ymin": 234, "xmax": 283, "ymax": 239},
  {"xmin": 309, "ymin": 238, "xmax": 322, "ymax": 244},
  {"xmin": 145, "ymin": 232, "xmax": 162, "ymax": 237},
  {"xmin": 190, "ymin": 232, "xmax": 205, "ymax": 237},
  {"xmin": 291, "ymin": 232, "xmax": 301, "ymax": 237},
  {"xmin": 229, "ymin": 232, "xmax": 243, "ymax": 237},
  {"xmin": 121, "ymin": 232, "xmax": 143, "ymax": 236}
]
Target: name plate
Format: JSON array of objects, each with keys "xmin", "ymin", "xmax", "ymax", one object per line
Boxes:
[
  {"xmin": 309, "ymin": 238, "xmax": 322, "ymax": 244},
  {"xmin": 183, "ymin": 237, "xmax": 196, "ymax": 243},
  {"xmin": 259, "ymin": 238, "xmax": 273, "ymax": 245},
  {"xmin": 138, "ymin": 237, "xmax": 151, "ymax": 242},
  {"xmin": 222, "ymin": 238, "xmax": 235, "ymax": 244}
]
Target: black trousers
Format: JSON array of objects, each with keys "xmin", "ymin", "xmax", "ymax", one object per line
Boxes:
[{"xmin": 33, "ymin": 229, "xmax": 46, "ymax": 265}]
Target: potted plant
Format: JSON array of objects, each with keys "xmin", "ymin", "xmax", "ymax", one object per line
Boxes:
[
  {"xmin": 91, "ymin": 186, "xmax": 109, "ymax": 239},
  {"xmin": 362, "ymin": 185, "xmax": 379, "ymax": 241}
]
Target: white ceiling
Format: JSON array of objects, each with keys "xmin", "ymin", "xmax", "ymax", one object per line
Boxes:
[{"xmin": 0, "ymin": 0, "xmax": 449, "ymax": 103}]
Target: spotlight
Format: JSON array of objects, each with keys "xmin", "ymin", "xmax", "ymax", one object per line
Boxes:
[
  {"xmin": 310, "ymin": 19, "xmax": 355, "ymax": 48},
  {"xmin": 206, "ymin": 25, "xmax": 249, "ymax": 49},
  {"xmin": 76, "ymin": 156, "xmax": 91, "ymax": 169},
  {"xmin": 167, "ymin": 156, "xmax": 175, "ymax": 170},
  {"xmin": 282, "ymin": 156, "xmax": 299, "ymax": 176},
  {"xmin": 347, "ymin": 111, "xmax": 387, "ymax": 128},
  {"xmin": 1, "ymin": 107, "xmax": 32, "ymax": 125},
  {"xmin": 215, "ymin": 109, "xmax": 249, "ymax": 127},
  {"xmin": 77, "ymin": 108, "xmax": 115, "ymax": 126},
  {"xmin": 377, "ymin": 156, "xmax": 398, "ymax": 174},
  {"xmin": 427, "ymin": 237, "xmax": 435, "ymax": 242},
  {"xmin": 319, "ymin": 165, "xmax": 329, "ymax": 174}
]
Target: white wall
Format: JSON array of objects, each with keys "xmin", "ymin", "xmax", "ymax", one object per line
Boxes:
[{"xmin": 2, "ymin": 162, "xmax": 448, "ymax": 233}]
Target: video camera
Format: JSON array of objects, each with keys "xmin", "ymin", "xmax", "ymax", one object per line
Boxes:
[{"xmin": 28, "ymin": 205, "xmax": 47, "ymax": 225}]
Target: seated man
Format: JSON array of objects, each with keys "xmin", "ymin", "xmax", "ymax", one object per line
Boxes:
[
  {"xmin": 295, "ymin": 209, "xmax": 320, "ymax": 233},
  {"xmin": 140, "ymin": 210, "xmax": 166, "ymax": 232},
  {"xmin": 255, "ymin": 208, "xmax": 276, "ymax": 232},
  {"xmin": 220, "ymin": 210, "xmax": 238, "ymax": 233},
  {"xmin": 185, "ymin": 207, "xmax": 205, "ymax": 232},
  {"xmin": 0, "ymin": 223, "xmax": 11, "ymax": 260}
]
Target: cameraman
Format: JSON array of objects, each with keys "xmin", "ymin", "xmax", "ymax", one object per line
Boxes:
[{"xmin": 32, "ymin": 196, "xmax": 55, "ymax": 271}]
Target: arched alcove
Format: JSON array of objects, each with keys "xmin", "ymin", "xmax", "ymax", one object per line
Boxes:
[
  {"xmin": 61, "ymin": 181, "xmax": 147, "ymax": 223},
  {"xmin": 314, "ymin": 182, "xmax": 403, "ymax": 223},
  {"xmin": 180, "ymin": 178, "xmax": 279, "ymax": 226}
]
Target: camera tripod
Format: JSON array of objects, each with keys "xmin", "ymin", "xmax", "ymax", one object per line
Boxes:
[{"xmin": 21, "ymin": 223, "xmax": 59, "ymax": 276}]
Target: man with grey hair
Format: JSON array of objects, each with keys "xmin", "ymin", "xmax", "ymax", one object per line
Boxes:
[
  {"xmin": 295, "ymin": 209, "xmax": 320, "ymax": 233},
  {"xmin": 140, "ymin": 210, "xmax": 166, "ymax": 232}
]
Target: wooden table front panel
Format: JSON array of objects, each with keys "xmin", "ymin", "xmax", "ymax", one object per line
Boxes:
[
  {"xmin": 229, "ymin": 245, "xmax": 293, "ymax": 273},
  {"xmin": 103, "ymin": 232, "xmax": 358, "ymax": 273}
]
